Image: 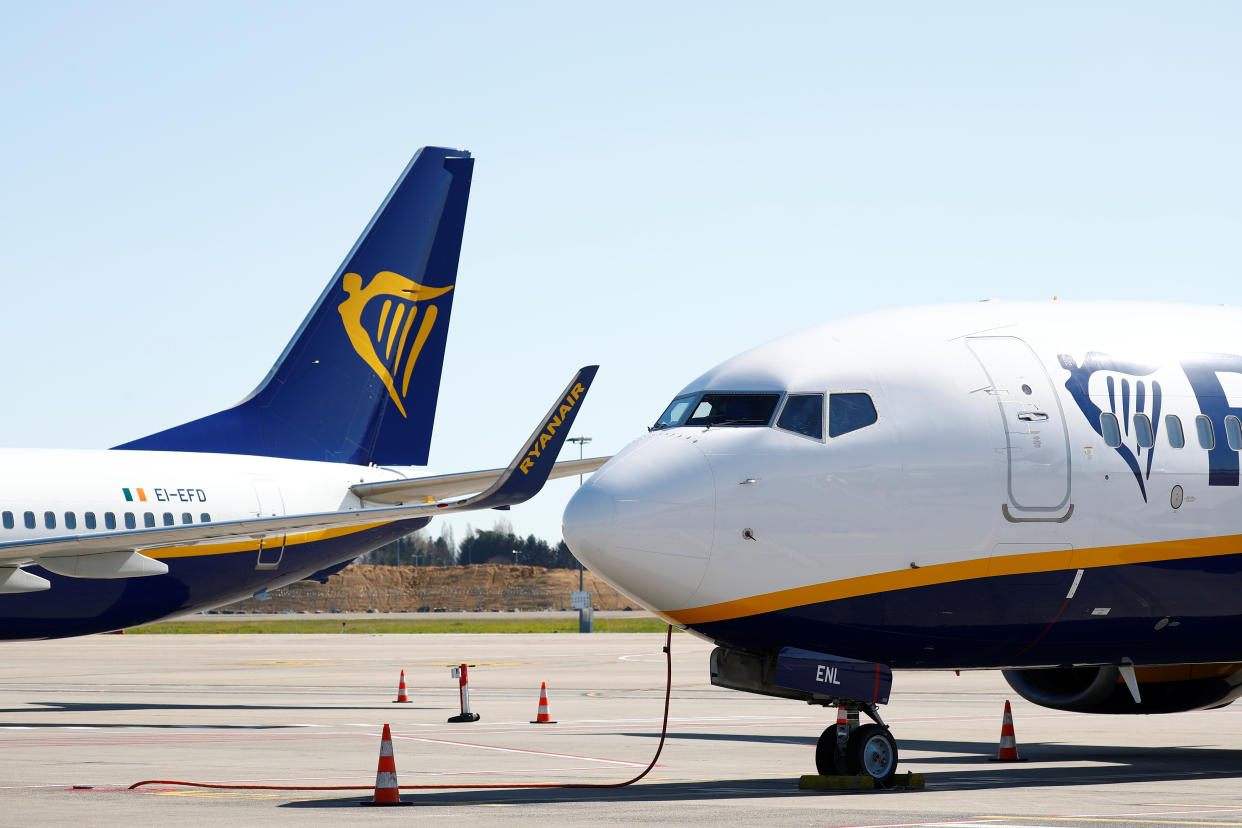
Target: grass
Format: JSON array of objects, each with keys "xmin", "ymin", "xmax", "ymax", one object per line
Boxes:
[{"xmin": 127, "ymin": 616, "xmax": 675, "ymax": 635}]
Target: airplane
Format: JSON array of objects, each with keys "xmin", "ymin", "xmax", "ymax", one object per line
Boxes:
[
  {"xmin": 563, "ymin": 300, "xmax": 1242, "ymax": 786},
  {"xmin": 0, "ymin": 146, "xmax": 603, "ymax": 640}
]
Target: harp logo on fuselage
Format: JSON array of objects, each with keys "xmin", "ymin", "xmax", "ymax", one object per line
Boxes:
[{"xmin": 338, "ymin": 271, "xmax": 453, "ymax": 418}]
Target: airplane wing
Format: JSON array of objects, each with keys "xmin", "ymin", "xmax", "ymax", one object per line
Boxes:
[
  {"xmin": 0, "ymin": 367, "xmax": 598, "ymax": 589},
  {"xmin": 351, "ymin": 456, "xmax": 609, "ymax": 505}
]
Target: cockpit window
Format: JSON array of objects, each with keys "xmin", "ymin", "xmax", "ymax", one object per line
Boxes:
[
  {"xmin": 776, "ymin": 394, "xmax": 824, "ymax": 440},
  {"xmin": 654, "ymin": 394, "xmax": 697, "ymax": 429},
  {"xmin": 828, "ymin": 392, "xmax": 878, "ymax": 437},
  {"xmin": 684, "ymin": 393, "xmax": 781, "ymax": 427}
]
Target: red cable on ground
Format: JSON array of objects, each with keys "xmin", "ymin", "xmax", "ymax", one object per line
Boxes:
[{"xmin": 129, "ymin": 626, "xmax": 674, "ymax": 793}]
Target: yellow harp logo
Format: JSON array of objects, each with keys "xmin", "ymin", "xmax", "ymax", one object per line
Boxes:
[{"xmin": 338, "ymin": 271, "xmax": 453, "ymax": 418}]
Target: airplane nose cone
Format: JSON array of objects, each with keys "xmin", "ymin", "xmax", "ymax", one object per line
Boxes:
[
  {"xmin": 563, "ymin": 436, "xmax": 715, "ymax": 609},
  {"xmin": 561, "ymin": 481, "xmax": 615, "ymax": 565}
]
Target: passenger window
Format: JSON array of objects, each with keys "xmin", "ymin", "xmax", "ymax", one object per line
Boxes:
[
  {"xmin": 1100, "ymin": 412, "xmax": 1122, "ymax": 447},
  {"xmin": 776, "ymin": 394, "xmax": 824, "ymax": 440},
  {"xmin": 2, "ymin": 511, "xmax": 12, "ymax": 530},
  {"xmin": 23, "ymin": 511, "xmax": 35, "ymax": 529},
  {"xmin": 1165, "ymin": 415, "xmax": 1184, "ymax": 448},
  {"xmin": 124, "ymin": 513, "xmax": 136, "ymax": 529},
  {"xmin": 201, "ymin": 513, "xmax": 211, "ymax": 523},
  {"xmin": 829, "ymin": 393, "xmax": 878, "ymax": 438},
  {"xmin": 44, "ymin": 511, "xmax": 56, "ymax": 530},
  {"xmin": 1227, "ymin": 416, "xmax": 1242, "ymax": 451},
  {"xmin": 64, "ymin": 512, "xmax": 77, "ymax": 530},
  {"xmin": 1196, "ymin": 415, "xmax": 1215, "ymax": 450},
  {"xmin": 684, "ymin": 393, "xmax": 781, "ymax": 427},
  {"xmin": 143, "ymin": 512, "xmax": 156, "ymax": 528},
  {"xmin": 162, "ymin": 512, "xmax": 175, "ymax": 527},
  {"xmin": 181, "ymin": 512, "xmax": 192, "ymax": 525},
  {"xmin": 105, "ymin": 512, "xmax": 117, "ymax": 530},
  {"xmin": 85, "ymin": 512, "xmax": 97, "ymax": 529},
  {"xmin": 1134, "ymin": 414, "xmax": 1154, "ymax": 449}
]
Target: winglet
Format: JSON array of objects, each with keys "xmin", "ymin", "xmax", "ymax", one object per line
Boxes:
[{"xmin": 443, "ymin": 366, "xmax": 598, "ymax": 512}]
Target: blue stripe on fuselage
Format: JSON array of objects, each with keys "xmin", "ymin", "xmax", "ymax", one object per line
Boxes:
[{"xmin": 689, "ymin": 553, "xmax": 1242, "ymax": 669}]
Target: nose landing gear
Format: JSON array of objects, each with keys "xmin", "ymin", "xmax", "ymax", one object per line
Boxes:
[
  {"xmin": 815, "ymin": 703, "xmax": 899, "ymax": 787},
  {"xmin": 708, "ymin": 646, "xmax": 900, "ymax": 786}
]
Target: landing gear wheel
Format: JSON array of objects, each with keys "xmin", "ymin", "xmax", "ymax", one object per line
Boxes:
[
  {"xmin": 814, "ymin": 724, "xmax": 850, "ymax": 776},
  {"xmin": 846, "ymin": 724, "xmax": 898, "ymax": 787}
]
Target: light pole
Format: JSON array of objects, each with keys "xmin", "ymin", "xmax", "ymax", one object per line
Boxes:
[
  {"xmin": 565, "ymin": 435, "xmax": 593, "ymax": 591},
  {"xmin": 566, "ymin": 435, "xmax": 594, "ymax": 633},
  {"xmin": 567, "ymin": 435, "xmax": 593, "ymax": 486}
]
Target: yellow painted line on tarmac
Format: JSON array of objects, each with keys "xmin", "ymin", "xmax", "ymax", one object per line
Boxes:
[
  {"xmin": 234, "ymin": 660, "xmax": 342, "ymax": 666},
  {"xmin": 984, "ymin": 818, "xmax": 1242, "ymax": 827}
]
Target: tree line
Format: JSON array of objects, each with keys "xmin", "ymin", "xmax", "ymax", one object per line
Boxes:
[{"xmin": 358, "ymin": 521, "xmax": 583, "ymax": 570}]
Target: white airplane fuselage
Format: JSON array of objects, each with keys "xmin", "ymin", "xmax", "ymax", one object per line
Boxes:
[
  {"xmin": 0, "ymin": 449, "xmax": 426, "ymax": 637},
  {"xmin": 564, "ymin": 302, "xmax": 1242, "ymax": 674}
]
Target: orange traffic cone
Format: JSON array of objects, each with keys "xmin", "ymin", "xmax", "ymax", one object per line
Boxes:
[
  {"xmin": 393, "ymin": 670, "xmax": 411, "ymax": 703},
  {"xmin": 990, "ymin": 700, "xmax": 1026, "ymax": 762},
  {"xmin": 361, "ymin": 724, "xmax": 411, "ymax": 806},
  {"xmin": 835, "ymin": 706, "xmax": 847, "ymax": 727},
  {"xmin": 530, "ymin": 681, "xmax": 557, "ymax": 724}
]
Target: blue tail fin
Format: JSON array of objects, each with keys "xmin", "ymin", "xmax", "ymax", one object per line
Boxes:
[{"xmin": 115, "ymin": 146, "xmax": 474, "ymax": 465}]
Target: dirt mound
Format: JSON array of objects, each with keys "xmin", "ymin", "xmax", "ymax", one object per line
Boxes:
[{"xmin": 227, "ymin": 564, "xmax": 640, "ymax": 613}]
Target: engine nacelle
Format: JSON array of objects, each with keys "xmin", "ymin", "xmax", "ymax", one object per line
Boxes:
[{"xmin": 1003, "ymin": 663, "xmax": 1242, "ymax": 714}]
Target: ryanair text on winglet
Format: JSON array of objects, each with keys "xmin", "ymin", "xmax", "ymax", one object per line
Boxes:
[{"xmin": 519, "ymin": 382, "xmax": 587, "ymax": 475}]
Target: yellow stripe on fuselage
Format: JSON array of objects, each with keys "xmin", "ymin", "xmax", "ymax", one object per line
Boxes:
[
  {"xmin": 665, "ymin": 532, "xmax": 1242, "ymax": 626},
  {"xmin": 143, "ymin": 521, "xmax": 393, "ymax": 560}
]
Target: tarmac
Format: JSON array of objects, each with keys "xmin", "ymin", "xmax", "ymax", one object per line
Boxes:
[{"xmin": 4, "ymin": 630, "xmax": 1242, "ymax": 826}]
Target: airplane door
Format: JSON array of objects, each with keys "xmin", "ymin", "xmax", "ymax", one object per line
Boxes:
[
  {"xmin": 967, "ymin": 337, "xmax": 1072, "ymax": 517},
  {"xmin": 252, "ymin": 479, "xmax": 286, "ymax": 570}
]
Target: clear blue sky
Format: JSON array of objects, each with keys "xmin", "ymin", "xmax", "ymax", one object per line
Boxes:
[{"xmin": 2, "ymin": 2, "xmax": 1239, "ymax": 547}]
